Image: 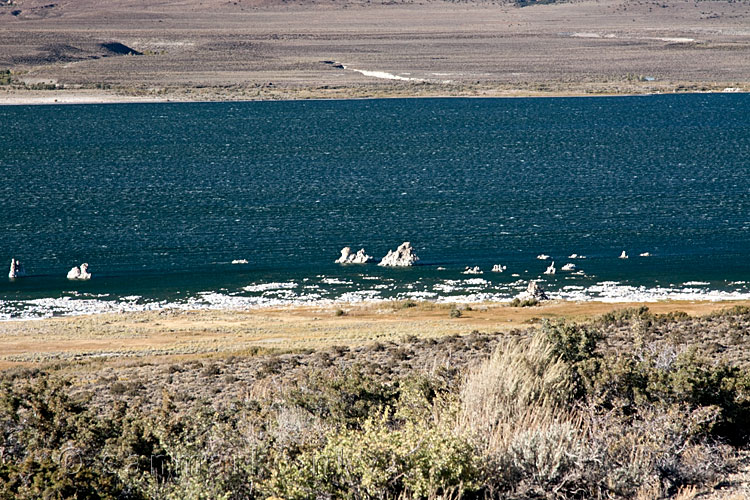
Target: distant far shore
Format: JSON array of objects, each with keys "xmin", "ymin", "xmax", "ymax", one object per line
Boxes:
[{"xmin": 3, "ymin": 0, "xmax": 748, "ymax": 107}]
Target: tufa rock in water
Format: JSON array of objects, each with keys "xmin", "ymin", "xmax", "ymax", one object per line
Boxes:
[
  {"xmin": 462, "ymin": 266, "xmax": 483, "ymax": 275},
  {"xmin": 639, "ymin": 252, "xmax": 652, "ymax": 257},
  {"xmin": 619, "ymin": 250, "xmax": 629, "ymax": 259},
  {"xmin": 561, "ymin": 263, "xmax": 577, "ymax": 271},
  {"xmin": 537, "ymin": 254, "xmax": 550, "ymax": 260},
  {"xmin": 378, "ymin": 242, "xmax": 419, "ymax": 267},
  {"xmin": 544, "ymin": 262, "xmax": 556, "ymax": 275},
  {"xmin": 8, "ymin": 258, "xmax": 26, "ymax": 279},
  {"xmin": 518, "ymin": 280, "xmax": 549, "ymax": 301},
  {"xmin": 335, "ymin": 246, "xmax": 375, "ymax": 264},
  {"xmin": 67, "ymin": 263, "xmax": 92, "ymax": 280},
  {"xmin": 492, "ymin": 264, "xmax": 507, "ymax": 273}
]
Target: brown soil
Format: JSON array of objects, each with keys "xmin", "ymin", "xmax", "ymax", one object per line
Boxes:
[
  {"xmin": 1, "ymin": 0, "xmax": 748, "ymax": 102},
  {"xmin": 2, "ymin": 299, "xmax": 749, "ymax": 369}
]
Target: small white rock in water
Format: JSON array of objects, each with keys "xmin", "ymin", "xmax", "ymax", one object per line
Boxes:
[
  {"xmin": 619, "ymin": 251, "xmax": 628, "ymax": 259},
  {"xmin": 492, "ymin": 264, "xmax": 507, "ymax": 273},
  {"xmin": 231, "ymin": 259, "xmax": 249, "ymax": 264},
  {"xmin": 568, "ymin": 253, "xmax": 586, "ymax": 259},
  {"xmin": 67, "ymin": 263, "xmax": 92, "ymax": 281},
  {"xmin": 517, "ymin": 280, "xmax": 549, "ymax": 301},
  {"xmin": 561, "ymin": 263, "xmax": 577, "ymax": 271},
  {"xmin": 436, "ymin": 266, "xmax": 446, "ymax": 270},
  {"xmin": 537, "ymin": 254, "xmax": 550, "ymax": 260},
  {"xmin": 639, "ymin": 252, "xmax": 652, "ymax": 257},
  {"xmin": 335, "ymin": 246, "xmax": 374, "ymax": 264},
  {"xmin": 462, "ymin": 266, "xmax": 483, "ymax": 275},
  {"xmin": 544, "ymin": 262, "xmax": 556, "ymax": 275},
  {"xmin": 8, "ymin": 258, "xmax": 26, "ymax": 279},
  {"xmin": 378, "ymin": 242, "xmax": 419, "ymax": 267}
]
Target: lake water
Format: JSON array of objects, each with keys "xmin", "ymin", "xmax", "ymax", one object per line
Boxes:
[{"xmin": 1, "ymin": 94, "xmax": 749, "ymax": 319}]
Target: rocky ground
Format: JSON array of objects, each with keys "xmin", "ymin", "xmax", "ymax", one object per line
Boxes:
[{"xmin": 1, "ymin": 0, "xmax": 749, "ymax": 102}]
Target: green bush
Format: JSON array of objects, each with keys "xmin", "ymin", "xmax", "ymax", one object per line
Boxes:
[
  {"xmin": 599, "ymin": 306, "xmax": 652, "ymax": 327},
  {"xmin": 285, "ymin": 366, "xmax": 399, "ymax": 428},
  {"xmin": 509, "ymin": 297, "xmax": 539, "ymax": 307},
  {"xmin": 271, "ymin": 410, "xmax": 480, "ymax": 500},
  {"xmin": 0, "ymin": 375, "xmax": 129, "ymax": 500},
  {"xmin": 543, "ymin": 319, "xmax": 603, "ymax": 364},
  {"xmin": 583, "ymin": 347, "xmax": 750, "ymax": 445},
  {"xmin": 2, "ymin": 313, "xmax": 749, "ymax": 499}
]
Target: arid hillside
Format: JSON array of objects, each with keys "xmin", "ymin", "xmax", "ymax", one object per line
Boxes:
[{"xmin": 1, "ymin": 0, "xmax": 748, "ymax": 101}]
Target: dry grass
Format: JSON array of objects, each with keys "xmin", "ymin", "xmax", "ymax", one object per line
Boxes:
[
  {"xmin": 2, "ymin": 299, "xmax": 749, "ymax": 369},
  {"xmin": 3, "ymin": 308, "xmax": 749, "ymax": 497},
  {"xmin": 453, "ymin": 328, "xmax": 745, "ymax": 498},
  {"xmin": 458, "ymin": 333, "xmax": 588, "ymax": 495},
  {"xmin": 458, "ymin": 333, "xmax": 573, "ymax": 450}
]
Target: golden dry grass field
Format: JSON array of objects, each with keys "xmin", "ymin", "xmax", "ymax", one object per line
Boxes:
[{"xmin": 2, "ymin": 299, "xmax": 750, "ymax": 369}]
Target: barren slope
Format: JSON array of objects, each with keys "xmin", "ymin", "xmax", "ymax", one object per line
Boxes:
[{"xmin": 1, "ymin": 0, "xmax": 748, "ymax": 101}]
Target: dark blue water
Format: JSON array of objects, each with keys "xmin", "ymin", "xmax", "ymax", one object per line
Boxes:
[{"xmin": 1, "ymin": 94, "xmax": 749, "ymax": 318}]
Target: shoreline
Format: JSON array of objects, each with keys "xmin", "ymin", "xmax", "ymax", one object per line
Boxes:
[
  {"xmin": 1, "ymin": 85, "xmax": 747, "ymax": 106},
  {"xmin": 1, "ymin": 298, "xmax": 748, "ymax": 369},
  {"xmin": 5, "ymin": 289, "xmax": 750, "ymax": 322}
]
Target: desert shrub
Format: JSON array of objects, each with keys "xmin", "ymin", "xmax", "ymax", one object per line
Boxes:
[
  {"xmin": 392, "ymin": 375, "xmax": 450, "ymax": 423},
  {"xmin": 321, "ymin": 413, "xmax": 479, "ymax": 499},
  {"xmin": 110, "ymin": 381, "xmax": 128, "ymax": 394},
  {"xmin": 457, "ymin": 332, "xmax": 590, "ymax": 495},
  {"xmin": 142, "ymin": 403, "xmax": 267, "ymax": 500},
  {"xmin": 543, "ymin": 319, "xmax": 602, "ymax": 364},
  {"xmin": 258, "ymin": 356, "xmax": 284, "ymax": 377},
  {"xmin": 500, "ymin": 418, "xmax": 589, "ymax": 496},
  {"xmin": 542, "ymin": 319, "xmax": 603, "ymax": 399},
  {"xmin": 458, "ymin": 333, "xmax": 574, "ymax": 447},
  {"xmin": 201, "ymin": 363, "xmax": 222, "ymax": 377},
  {"xmin": 285, "ymin": 366, "xmax": 399, "ymax": 428},
  {"xmin": 2, "ymin": 313, "xmax": 749, "ymax": 499},
  {"xmin": 656, "ymin": 310, "xmax": 691, "ymax": 323},
  {"xmin": 509, "ymin": 297, "xmax": 539, "ymax": 307},
  {"xmin": 583, "ymin": 346, "xmax": 750, "ymax": 445},
  {"xmin": 450, "ymin": 306, "xmax": 462, "ymax": 318},
  {"xmin": 599, "ymin": 306, "xmax": 652, "ymax": 327},
  {"xmin": 708, "ymin": 305, "xmax": 750, "ymax": 318},
  {"xmin": 390, "ymin": 346, "xmax": 412, "ymax": 361},
  {"xmin": 0, "ymin": 375, "xmax": 129, "ymax": 500},
  {"xmin": 582, "ymin": 404, "xmax": 732, "ymax": 498},
  {"xmin": 268, "ymin": 400, "xmax": 479, "ymax": 500},
  {"xmin": 456, "ymin": 327, "xmax": 740, "ymax": 498}
]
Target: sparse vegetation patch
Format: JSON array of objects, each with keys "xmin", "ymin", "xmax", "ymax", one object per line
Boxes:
[{"xmin": 1, "ymin": 307, "xmax": 749, "ymax": 498}]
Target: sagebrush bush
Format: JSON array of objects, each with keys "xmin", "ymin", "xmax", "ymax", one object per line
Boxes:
[
  {"xmin": 2, "ymin": 310, "xmax": 750, "ymax": 499},
  {"xmin": 272, "ymin": 411, "xmax": 480, "ymax": 500}
]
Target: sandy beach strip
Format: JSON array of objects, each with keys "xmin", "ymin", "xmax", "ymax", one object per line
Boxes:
[{"xmin": 1, "ymin": 84, "xmax": 749, "ymax": 106}]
